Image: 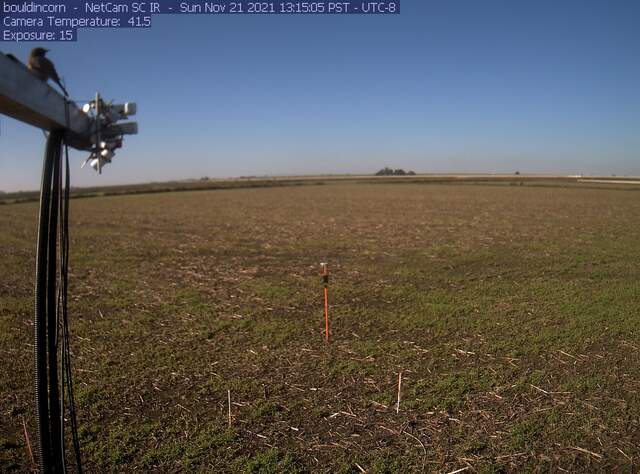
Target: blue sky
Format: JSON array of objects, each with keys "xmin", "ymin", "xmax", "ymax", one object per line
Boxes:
[{"xmin": 1, "ymin": 0, "xmax": 639, "ymax": 192}]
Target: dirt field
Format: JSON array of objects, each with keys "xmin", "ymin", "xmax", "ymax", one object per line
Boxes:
[{"xmin": 2, "ymin": 182, "xmax": 640, "ymax": 472}]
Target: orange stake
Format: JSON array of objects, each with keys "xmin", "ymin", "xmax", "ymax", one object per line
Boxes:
[{"xmin": 321, "ymin": 263, "xmax": 330, "ymax": 342}]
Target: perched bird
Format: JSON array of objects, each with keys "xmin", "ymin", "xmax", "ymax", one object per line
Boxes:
[{"xmin": 28, "ymin": 47, "xmax": 68, "ymax": 96}]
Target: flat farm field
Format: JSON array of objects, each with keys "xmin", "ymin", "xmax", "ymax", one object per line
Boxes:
[{"xmin": 2, "ymin": 183, "xmax": 640, "ymax": 472}]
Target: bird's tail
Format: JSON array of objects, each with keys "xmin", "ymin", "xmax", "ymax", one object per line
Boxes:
[{"xmin": 56, "ymin": 78, "xmax": 69, "ymax": 97}]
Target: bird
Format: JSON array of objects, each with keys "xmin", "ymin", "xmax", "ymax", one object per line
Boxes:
[{"xmin": 28, "ymin": 47, "xmax": 68, "ymax": 97}]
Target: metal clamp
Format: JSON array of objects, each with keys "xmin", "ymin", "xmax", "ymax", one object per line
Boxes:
[{"xmin": 81, "ymin": 93, "xmax": 138, "ymax": 173}]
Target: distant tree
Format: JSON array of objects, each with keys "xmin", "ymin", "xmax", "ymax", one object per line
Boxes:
[
  {"xmin": 515, "ymin": 171, "xmax": 520, "ymax": 175},
  {"xmin": 375, "ymin": 167, "xmax": 394, "ymax": 176},
  {"xmin": 200, "ymin": 176, "xmax": 210, "ymax": 181},
  {"xmin": 375, "ymin": 167, "xmax": 416, "ymax": 176}
]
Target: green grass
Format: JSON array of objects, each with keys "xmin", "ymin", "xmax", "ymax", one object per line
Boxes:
[{"xmin": 2, "ymin": 183, "xmax": 640, "ymax": 472}]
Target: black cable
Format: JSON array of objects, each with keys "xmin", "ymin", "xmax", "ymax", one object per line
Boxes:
[
  {"xmin": 47, "ymin": 135, "xmax": 63, "ymax": 474},
  {"xmin": 60, "ymin": 141, "xmax": 83, "ymax": 473},
  {"xmin": 35, "ymin": 127, "xmax": 83, "ymax": 473},
  {"xmin": 58, "ymin": 157, "xmax": 67, "ymax": 474},
  {"xmin": 34, "ymin": 130, "xmax": 60, "ymax": 474},
  {"xmin": 62, "ymin": 97, "xmax": 83, "ymax": 474}
]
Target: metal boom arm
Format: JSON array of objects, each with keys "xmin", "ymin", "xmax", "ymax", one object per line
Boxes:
[
  {"xmin": 0, "ymin": 52, "xmax": 93, "ymax": 149},
  {"xmin": 0, "ymin": 51, "xmax": 137, "ymax": 152}
]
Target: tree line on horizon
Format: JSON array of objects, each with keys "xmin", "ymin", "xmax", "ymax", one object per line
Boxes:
[{"xmin": 374, "ymin": 167, "xmax": 417, "ymax": 176}]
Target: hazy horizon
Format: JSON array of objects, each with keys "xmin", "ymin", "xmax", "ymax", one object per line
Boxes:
[{"xmin": 3, "ymin": 168, "xmax": 639, "ymax": 195}]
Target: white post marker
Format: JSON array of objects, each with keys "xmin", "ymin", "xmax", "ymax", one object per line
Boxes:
[
  {"xmin": 320, "ymin": 263, "xmax": 330, "ymax": 342},
  {"xmin": 396, "ymin": 372, "xmax": 403, "ymax": 414},
  {"xmin": 227, "ymin": 389, "xmax": 232, "ymax": 427}
]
